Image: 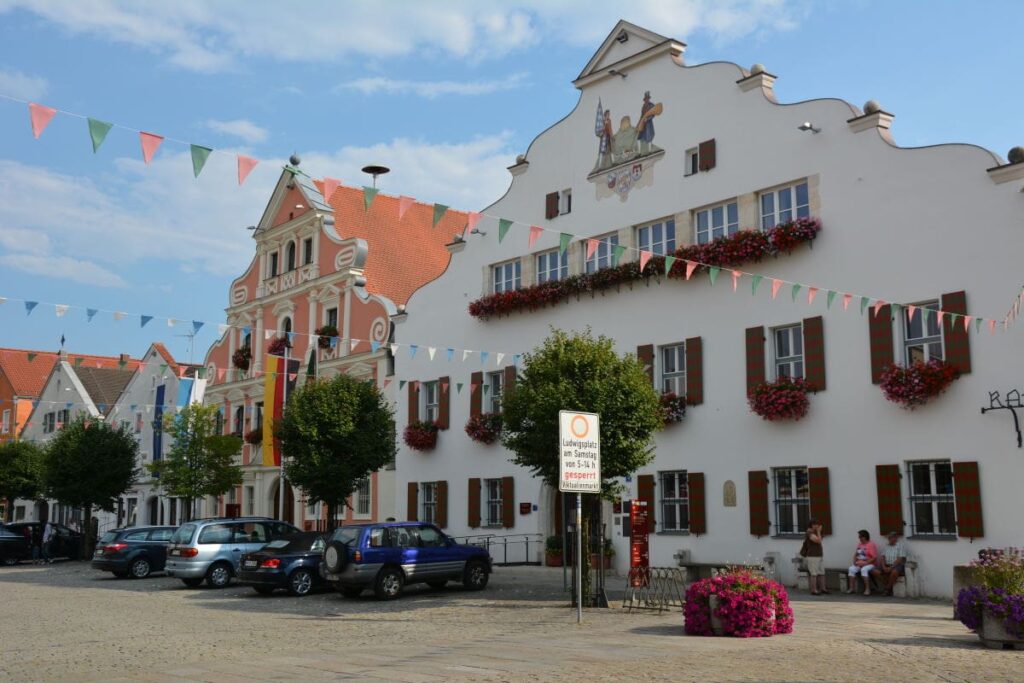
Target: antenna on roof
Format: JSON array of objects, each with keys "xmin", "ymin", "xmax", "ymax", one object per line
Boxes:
[
  {"xmin": 174, "ymin": 331, "xmax": 197, "ymax": 365},
  {"xmin": 362, "ymin": 164, "xmax": 390, "ymax": 188}
]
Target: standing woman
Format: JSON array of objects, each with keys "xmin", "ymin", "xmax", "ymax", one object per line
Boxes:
[{"xmin": 801, "ymin": 519, "xmax": 827, "ymax": 595}]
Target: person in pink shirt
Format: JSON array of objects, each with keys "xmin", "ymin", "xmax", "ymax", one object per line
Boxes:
[{"xmin": 846, "ymin": 529, "xmax": 879, "ymax": 596}]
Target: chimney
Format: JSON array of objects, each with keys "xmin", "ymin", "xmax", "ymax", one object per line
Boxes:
[
  {"xmin": 58, "ymin": 349, "xmax": 68, "ymax": 361},
  {"xmin": 120, "ymin": 353, "xmax": 131, "ymax": 364}
]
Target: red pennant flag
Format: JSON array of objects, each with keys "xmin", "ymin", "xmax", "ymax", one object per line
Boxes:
[
  {"xmin": 321, "ymin": 177, "xmax": 340, "ymax": 205},
  {"xmin": 807, "ymin": 287, "xmax": 818, "ymax": 305},
  {"xmin": 685, "ymin": 261, "xmax": 698, "ymax": 280},
  {"xmin": 139, "ymin": 132, "xmax": 164, "ymax": 164},
  {"xmin": 383, "ymin": 378, "xmax": 392, "ymax": 389},
  {"xmin": 217, "ymin": 368, "xmax": 226, "ymax": 381},
  {"xmin": 771, "ymin": 279, "xmax": 783, "ymax": 299},
  {"xmin": 28, "ymin": 103, "xmax": 58, "ymax": 139},
  {"xmin": 528, "ymin": 225, "xmax": 543, "ymax": 248},
  {"xmin": 470, "ymin": 382, "xmax": 479, "ymax": 394},
  {"xmin": 638, "ymin": 251, "xmax": 652, "ymax": 273},
  {"xmin": 937, "ymin": 310, "xmax": 945, "ymax": 325},
  {"xmin": 989, "ymin": 319, "xmax": 997, "ymax": 334},
  {"xmin": 907, "ymin": 304, "xmax": 917, "ymax": 323},
  {"xmin": 842, "ymin": 293, "xmax": 853, "ymax": 310},
  {"xmin": 873, "ymin": 300, "xmax": 886, "ymax": 317},
  {"xmin": 237, "ymin": 155, "xmax": 258, "ymax": 185},
  {"xmin": 963, "ymin": 315, "xmax": 972, "ymax": 332},
  {"xmin": 398, "ymin": 195, "xmax": 414, "ymax": 220},
  {"xmin": 586, "ymin": 239, "xmax": 599, "ymax": 260},
  {"xmin": 731, "ymin": 270, "xmax": 742, "ymax": 291},
  {"xmin": 466, "ymin": 212, "xmax": 482, "ymax": 233}
]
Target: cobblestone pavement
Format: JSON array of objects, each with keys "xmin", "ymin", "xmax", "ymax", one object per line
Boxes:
[{"xmin": 0, "ymin": 561, "xmax": 1020, "ymax": 682}]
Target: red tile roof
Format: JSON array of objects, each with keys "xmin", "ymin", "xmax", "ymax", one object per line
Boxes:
[{"xmin": 0, "ymin": 348, "xmax": 141, "ymax": 398}]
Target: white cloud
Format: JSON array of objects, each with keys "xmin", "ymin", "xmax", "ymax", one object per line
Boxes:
[
  {"xmin": 0, "ymin": 66, "xmax": 48, "ymax": 100},
  {"xmin": 0, "ymin": 252, "xmax": 127, "ymax": 288},
  {"xmin": 0, "ymin": 226, "xmax": 50, "ymax": 254},
  {"xmin": 203, "ymin": 118, "xmax": 269, "ymax": 143},
  {"xmin": 0, "ymin": 1, "xmax": 806, "ymax": 72},
  {"xmin": 336, "ymin": 73, "xmax": 527, "ymax": 99}
]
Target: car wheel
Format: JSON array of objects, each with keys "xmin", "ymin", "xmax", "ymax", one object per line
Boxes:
[
  {"xmin": 130, "ymin": 558, "xmax": 152, "ymax": 579},
  {"xmin": 339, "ymin": 586, "xmax": 363, "ymax": 598},
  {"xmin": 427, "ymin": 580, "xmax": 447, "ymax": 589},
  {"xmin": 182, "ymin": 578, "xmax": 204, "ymax": 588},
  {"xmin": 323, "ymin": 541, "xmax": 349, "ymax": 573},
  {"xmin": 287, "ymin": 569, "xmax": 314, "ymax": 597},
  {"xmin": 254, "ymin": 585, "xmax": 276, "ymax": 595},
  {"xmin": 463, "ymin": 561, "xmax": 489, "ymax": 591},
  {"xmin": 373, "ymin": 567, "xmax": 404, "ymax": 600},
  {"xmin": 206, "ymin": 562, "xmax": 233, "ymax": 588},
  {"xmin": 112, "ymin": 570, "xmax": 130, "ymax": 578}
]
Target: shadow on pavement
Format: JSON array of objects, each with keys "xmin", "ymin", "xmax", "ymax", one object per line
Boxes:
[
  {"xmin": 862, "ymin": 635, "xmax": 986, "ymax": 650},
  {"xmin": 628, "ymin": 623, "xmax": 685, "ymax": 637}
]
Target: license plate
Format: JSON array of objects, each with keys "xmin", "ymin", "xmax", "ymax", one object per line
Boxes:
[
  {"xmin": 95, "ymin": 549, "xmax": 104, "ymax": 556},
  {"xmin": 169, "ymin": 549, "xmax": 179, "ymax": 556},
  {"xmin": 243, "ymin": 560, "xmax": 257, "ymax": 569}
]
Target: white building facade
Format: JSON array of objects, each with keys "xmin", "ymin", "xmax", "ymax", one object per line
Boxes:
[{"xmin": 394, "ymin": 21, "xmax": 1024, "ymax": 596}]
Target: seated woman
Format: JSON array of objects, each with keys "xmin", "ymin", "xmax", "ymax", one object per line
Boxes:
[{"xmin": 846, "ymin": 529, "xmax": 879, "ymax": 596}]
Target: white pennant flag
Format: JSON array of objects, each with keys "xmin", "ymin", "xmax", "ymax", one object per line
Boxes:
[
  {"xmin": 0, "ymin": 296, "xmax": 6, "ymax": 305},
  {"xmin": 167, "ymin": 318, "xmax": 176, "ymax": 327},
  {"xmin": 113, "ymin": 311, "xmax": 126, "ymax": 321},
  {"xmin": 351, "ymin": 338, "xmax": 360, "ymax": 351},
  {"xmin": 427, "ymin": 347, "xmax": 436, "ymax": 361},
  {"xmin": 389, "ymin": 343, "xmax": 399, "ymax": 355},
  {"xmin": 310, "ymin": 335, "xmax": 319, "ymax": 348},
  {"xmin": 54, "ymin": 304, "xmax": 69, "ymax": 317},
  {"xmin": 463, "ymin": 349, "xmax": 472, "ymax": 362},
  {"xmin": 265, "ymin": 329, "xmax": 275, "ymax": 340},
  {"xmin": 496, "ymin": 352, "xmax": 505, "ymax": 366},
  {"xmin": 217, "ymin": 324, "xmax": 229, "ymax": 335}
]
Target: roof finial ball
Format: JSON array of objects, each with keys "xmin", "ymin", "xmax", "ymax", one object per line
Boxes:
[
  {"xmin": 750, "ymin": 63, "xmax": 765, "ymax": 75},
  {"xmin": 1008, "ymin": 146, "xmax": 1024, "ymax": 165},
  {"xmin": 863, "ymin": 100, "xmax": 882, "ymax": 115},
  {"xmin": 289, "ymin": 153, "xmax": 301, "ymax": 167}
]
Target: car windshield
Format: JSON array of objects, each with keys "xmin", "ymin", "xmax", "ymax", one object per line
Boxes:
[
  {"xmin": 330, "ymin": 527, "xmax": 361, "ymax": 547},
  {"xmin": 98, "ymin": 532, "xmax": 118, "ymax": 544},
  {"xmin": 263, "ymin": 533, "xmax": 324, "ymax": 553},
  {"xmin": 170, "ymin": 524, "xmax": 197, "ymax": 544}
]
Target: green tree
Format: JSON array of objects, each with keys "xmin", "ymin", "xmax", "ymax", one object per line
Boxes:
[
  {"xmin": 0, "ymin": 440, "xmax": 45, "ymax": 522},
  {"xmin": 147, "ymin": 403, "xmax": 242, "ymax": 522},
  {"xmin": 277, "ymin": 375, "xmax": 396, "ymax": 526},
  {"xmin": 500, "ymin": 329, "xmax": 662, "ymax": 603},
  {"xmin": 45, "ymin": 415, "xmax": 140, "ymax": 552}
]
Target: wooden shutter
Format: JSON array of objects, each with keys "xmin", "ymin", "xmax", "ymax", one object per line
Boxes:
[
  {"xmin": 637, "ymin": 474, "xmax": 656, "ymax": 532},
  {"xmin": 467, "ymin": 478, "xmax": 481, "ymax": 528},
  {"xmin": 748, "ymin": 470, "xmax": 769, "ymax": 536},
  {"xmin": 503, "ymin": 365, "xmax": 516, "ymax": 392},
  {"xmin": 698, "ymin": 138, "xmax": 717, "ymax": 171},
  {"xmin": 435, "ymin": 480, "xmax": 448, "ymax": 529},
  {"xmin": 685, "ymin": 336, "xmax": 703, "ymax": 405},
  {"xmin": 436, "ymin": 376, "xmax": 450, "ymax": 429},
  {"xmin": 953, "ymin": 461, "xmax": 983, "ymax": 539},
  {"xmin": 406, "ymin": 482, "xmax": 418, "ymax": 522},
  {"xmin": 808, "ymin": 467, "xmax": 832, "ymax": 536},
  {"xmin": 501, "ymin": 476, "xmax": 515, "ymax": 529},
  {"xmin": 545, "ymin": 192, "xmax": 559, "ymax": 219},
  {"xmin": 687, "ymin": 472, "xmax": 706, "ymax": 535},
  {"xmin": 637, "ymin": 344, "xmax": 654, "ymax": 385},
  {"xmin": 407, "ymin": 381, "xmax": 419, "ymax": 424},
  {"xmin": 868, "ymin": 304, "xmax": 893, "ymax": 384},
  {"xmin": 470, "ymin": 371, "xmax": 483, "ymax": 417},
  {"xmin": 875, "ymin": 464, "xmax": 904, "ymax": 536},
  {"xmin": 803, "ymin": 316, "xmax": 826, "ymax": 391},
  {"xmin": 942, "ymin": 291, "xmax": 971, "ymax": 374},
  {"xmin": 745, "ymin": 326, "xmax": 765, "ymax": 394}
]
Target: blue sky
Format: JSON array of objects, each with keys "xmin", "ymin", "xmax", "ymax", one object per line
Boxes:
[{"xmin": 0, "ymin": 0, "xmax": 1021, "ymax": 363}]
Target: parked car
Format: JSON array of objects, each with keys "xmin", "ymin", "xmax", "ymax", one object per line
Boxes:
[
  {"xmin": 321, "ymin": 522, "xmax": 492, "ymax": 600},
  {"xmin": 164, "ymin": 517, "xmax": 299, "ymax": 588},
  {"xmin": 4, "ymin": 522, "xmax": 84, "ymax": 560},
  {"xmin": 0, "ymin": 526, "xmax": 32, "ymax": 566},
  {"xmin": 91, "ymin": 526, "xmax": 177, "ymax": 578},
  {"xmin": 238, "ymin": 532, "xmax": 327, "ymax": 597}
]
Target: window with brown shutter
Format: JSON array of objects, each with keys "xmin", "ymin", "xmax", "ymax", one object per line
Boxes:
[
  {"xmin": 545, "ymin": 192, "xmax": 559, "ymax": 219},
  {"xmin": 407, "ymin": 482, "xmax": 418, "ymax": 522},
  {"xmin": 637, "ymin": 344, "xmax": 654, "ymax": 385},
  {"xmin": 470, "ymin": 371, "xmax": 483, "ymax": 418},
  {"xmin": 467, "ymin": 478, "xmax": 481, "ymax": 528},
  {"xmin": 748, "ymin": 470, "xmax": 769, "ymax": 536},
  {"xmin": 637, "ymin": 474, "xmax": 656, "ymax": 532},
  {"xmin": 808, "ymin": 467, "xmax": 832, "ymax": 536},
  {"xmin": 802, "ymin": 316, "xmax": 826, "ymax": 391},
  {"xmin": 942, "ymin": 291, "xmax": 971, "ymax": 374},
  {"xmin": 501, "ymin": 476, "xmax": 515, "ymax": 528},
  {"xmin": 745, "ymin": 327, "xmax": 765, "ymax": 394},
  {"xmin": 435, "ymin": 480, "xmax": 448, "ymax": 529},
  {"xmin": 875, "ymin": 464, "xmax": 904, "ymax": 536},
  {"xmin": 953, "ymin": 461, "xmax": 983, "ymax": 539},
  {"xmin": 685, "ymin": 336, "xmax": 703, "ymax": 405},
  {"xmin": 687, "ymin": 472, "xmax": 706, "ymax": 535},
  {"xmin": 503, "ymin": 365, "xmax": 516, "ymax": 393},
  {"xmin": 436, "ymin": 376, "xmax": 450, "ymax": 429},
  {"xmin": 407, "ymin": 381, "xmax": 419, "ymax": 424},
  {"xmin": 868, "ymin": 304, "xmax": 894, "ymax": 384},
  {"xmin": 698, "ymin": 138, "xmax": 716, "ymax": 171}
]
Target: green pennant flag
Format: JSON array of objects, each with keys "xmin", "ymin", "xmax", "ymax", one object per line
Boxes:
[
  {"xmin": 190, "ymin": 145, "xmax": 212, "ymax": 178},
  {"xmin": 362, "ymin": 186, "xmax": 378, "ymax": 211},
  {"xmin": 160, "ymin": 363, "xmax": 168, "ymax": 373},
  {"xmin": 559, "ymin": 233, "xmax": 572, "ymax": 255},
  {"xmin": 483, "ymin": 385, "xmax": 490, "ymax": 395},
  {"xmin": 921, "ymin": 308, "xmax": 932, "ymax": 325},
  {"xmin": 456, "ymin": 383, "xmax": 463, "ymax": 394},
  {"xmin": 791, "ymin": 283, "xmax": 802, "ymax": 302},
  {"xmin": 751, "ymin": 275, "xmax": 763, "ymax": 295},
  {"xmin": 432, "ymin": 203, "xmax": 448, "ymax": 228},
  {"xmin": 27, "ymin": 352, "xmax": 36, "ymax": 362},
  {"xmin": 949, "ymin": 313, "xmax": 960, "ymax": 329},
  {"xmin": 664, "ymin": 255, "xmax": 676, "ymax": 275},
  {"xmin": 611, "ymin": 244, "xmax": 626, "ymax": 266},
  {"xmin": 118, "ymin": 360, "xmax": 127, "ymax": 369},
  {"xmin": 826, "ymin": 290, "xmax": 837, "ymax": 309},
  {"xmin": 399, "ymin": 380, "xmax": 406, "ymax": 390},
  {"xmin": 975, "ymin": 317, "xmax": 983, "ymax": 333},
  {"xmin": 708, "ymin": 266, "xmax": 720, "ymax": 286},
  {"xmin": 88, "ymin": 118, "xmax": 113, "ymax": 153},
  {"xmin": 74, "ymin": 358, "xmax": 83, "ymax": 367},
  {"xmin": 860, "ymin": 297, "xmax": 870, "ymax": 315},
  {"xmin": 498, "ymin": 219, "xmax": 513, "ymax": 243}
]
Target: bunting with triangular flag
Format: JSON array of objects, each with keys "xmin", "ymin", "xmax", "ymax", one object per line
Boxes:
[{"xmin": 87, "ymin": 118, "xmax": 113, "ymax": 152}]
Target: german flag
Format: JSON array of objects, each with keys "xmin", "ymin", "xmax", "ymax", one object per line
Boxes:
[{"xmin": 262, "ymin": 354, "xmax": 299, "ymax": 467}]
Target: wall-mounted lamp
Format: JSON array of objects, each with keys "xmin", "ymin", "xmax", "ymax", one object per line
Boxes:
[
  {"xmin": 608, "ymin": 69, "xmax": 628, "ymax": 79},
  {"xmin": 798, "ymin": 121, "xmax": 821, "ymax": 134},
  {"xmin": 470, "ymin": 227, "xmax": 487, "ymax": 237}
]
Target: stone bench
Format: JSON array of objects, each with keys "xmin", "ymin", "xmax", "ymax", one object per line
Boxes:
[{"xmin": 791, "ymin": 557, "xmax": 920, "ymax": 597}]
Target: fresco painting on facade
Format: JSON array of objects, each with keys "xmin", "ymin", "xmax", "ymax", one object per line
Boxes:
[{"xmin": 591, "ymin": 91, "xmax": 664, "ymax": 200}]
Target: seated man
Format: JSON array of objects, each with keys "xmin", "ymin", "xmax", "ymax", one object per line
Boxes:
[{"xmin": 874, "ymin": 531, "xmax": 909, "ymax": 596}]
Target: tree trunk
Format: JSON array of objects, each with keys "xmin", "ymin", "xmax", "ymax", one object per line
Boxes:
[
  {"xmin": 185, "ymin": 497, "xmax": 193, "ymax": 522},
  {"xmin": 326, "ymin": 502, "xmax": 337, "ymax": 531},
  {"xmin": 82, "ymin": 503, "xmax": 93, "ymax": 561}
]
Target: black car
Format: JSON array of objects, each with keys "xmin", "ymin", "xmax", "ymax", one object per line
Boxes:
[
  {"xmin": 91, "ymin": 526, "xmax": 177, "ymax": 578},
  {"xmin": 238, "ymin": 532, "xmax": 326, "ymax": 596},
  {"xmin": 0, "ymin": 526, "xmax": 32, "ymax": 566},
  {"xmin": 5, "ymin": 522, "xmax": 84, "ymax": 560}
]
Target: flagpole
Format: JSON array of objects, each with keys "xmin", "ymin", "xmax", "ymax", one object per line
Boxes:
[{"xmin": 278, "ymin": 344, "xmax": 288, "ymax": 522}]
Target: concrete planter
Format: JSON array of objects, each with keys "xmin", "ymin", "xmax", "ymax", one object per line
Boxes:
[{"xmin": 979, "ymin": 609, "xmax": 1024, "ymax": 650}]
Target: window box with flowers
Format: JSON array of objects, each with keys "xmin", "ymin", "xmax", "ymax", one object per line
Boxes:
[
  {"xmin": 660, "ymin": 392, "xmax": 687, "ymax": 427},
  {"xmin": 879, "ymin": 360, "xmax": 960, "ymax": 409},
  {"xmin": 315, "ymin": 325, "xmax": 339, "ymax": 349},
  {"xmin": 956, "ymin": 548, "xmax": 1024, "ymax": 649},
  {"xmin": 243, "ymin": 427, "xmax": 263, "ymax": 445},
  {"xmin": 748, "ymin": 377, "xmax": 812, "ymax": 421},
  {"xmin": 267, "ymin": 335, "xmax": 291, "ymax": 357},
  {"xmin": 684, "ymin": 569, "xmax": 795, "ymax": 638},
  {"xmin": 404, "ymin": 420, "xmax": 440, "ymax": 452},
  {"xmin": 232, "ymin": 346, "xmax": 252, "ymax": 371},
  {"xmin": 465, "ymin": 413, "xmax": 503, "ymax": 444}
]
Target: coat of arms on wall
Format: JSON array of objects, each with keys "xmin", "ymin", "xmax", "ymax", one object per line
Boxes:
[{"xmin": 589, "ymin": 91, "xmax": 664, "ymax": 201}]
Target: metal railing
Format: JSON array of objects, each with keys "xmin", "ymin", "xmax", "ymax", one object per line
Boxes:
[{"xmin": 449, "ymin": 532, "xmax": 544, "ymax": 566}]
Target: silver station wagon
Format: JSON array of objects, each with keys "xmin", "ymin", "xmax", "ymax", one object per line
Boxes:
[{"xmin": 165, "ymin": 517, "xmax": 299, "ymax": 588}]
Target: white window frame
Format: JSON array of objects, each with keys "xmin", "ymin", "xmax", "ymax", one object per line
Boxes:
[
  {"xmin": 420, "ymin": 482, "xmax": 437, "ymax": 525},
  {"xmin": 685, "ymin": 148, "xmax": 699, "ymax": 176},
  {"xmin": 759, "ymin": 181, "xmax": 810, "ymax": 230},
  {"xmin": 245, "ymin": 486, "xmax": 255, "ymax": 516},
  {"xmin": 1, "ymin": 409, "xmax": 9, "ymax": 434},
  {"xmin": 903, "ymin": 300, "xmax": 943, "ymax": 365},
  {"xmin": 268, "ymin": 252, "xmax": 279, "ymax": 279},
  {"xmin": 423, "ymin": 381, "xmax": 439, "ymax": 423},
  {"xmin": 584, "ymin": 233, "xmax": 620, "ymax": 274},
  {"xmin": 559, "ymin": 188, "xmax": 572, "ymax": 215},
  {"xmin": 636, "ymin": 218, "xmax": 676, "ymax": 256},
  {"xmin": 43, "ymin": 412, "xmax": 55, "ymax": 434},
  {"xmin": 484, "ymin": 478, "xmax": 503, "ymax": 527},
  {"xmin": 659, "ymin": 470, "xmax": 690, "ymax": 532},
  {"xmin": 492, "ymin": 260, "xmax": 521, "ymax": 294},
  {"xmin": 660, "ymin": 343, "xmax": 686, "ymax": 397},
  {"xmin": 355, "ymin": 479, "xmax": 372, "ymax": 518},
  {"xmin": 773, "ymin": 324, "xmax": 805, "ymax": 380},
  {"xmin": 772, "ymin": 466, "xmax": 810, "ymax": 536},
  {"xmin": 536, "ymin": 249, "xmax": 568, "ymax": 284},
  {"xmin": 694, "ymin": 201, "xmax": 739, "ymax": 245},
  {"xmin": 486, "ymin": 371, "xmax": 504, "ymax": 414},
  {"xmin": 906, "ymin": 460, "xmax": 957, "ymax": 537}
]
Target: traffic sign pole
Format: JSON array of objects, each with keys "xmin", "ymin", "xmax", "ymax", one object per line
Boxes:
[{"xmin": 576, "ymin": 492, "xmax": 582, "ymax": 624}]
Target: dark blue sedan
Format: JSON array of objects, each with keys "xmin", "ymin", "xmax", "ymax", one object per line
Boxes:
[{"xmin": 238, "ymin": 532, "xmax": 326, "ymax": 596}]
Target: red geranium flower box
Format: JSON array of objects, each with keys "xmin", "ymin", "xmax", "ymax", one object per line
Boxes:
[
  {"xmin": 748, "ymin": 377, "xmax": 812, "ymax": 421},
  {"xmin": 880, "ymin": 359, "xmax": 960, "ymax": 409}
]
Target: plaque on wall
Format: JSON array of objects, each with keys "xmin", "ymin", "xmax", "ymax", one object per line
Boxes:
[{"xmin": 723, "ymin": 480, "xmax": 737, "ymax": 507}]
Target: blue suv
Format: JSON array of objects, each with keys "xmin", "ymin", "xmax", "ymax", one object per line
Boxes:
[{"xmin": 321, "ymin": 522, "xmax": 492, "ymax": 600}]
